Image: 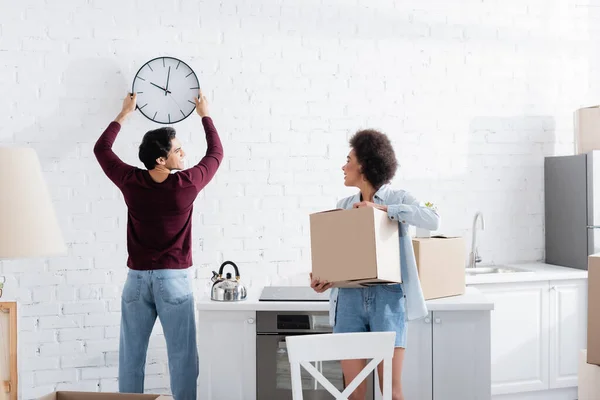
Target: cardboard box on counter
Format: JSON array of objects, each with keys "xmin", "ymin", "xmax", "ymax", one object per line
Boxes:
[
  {"xmin": 413, "ymin": 236, "xmax": 466, "ymax": 300},
  {"xmin": 588, "ymin": 255, "xmax": 600, "ymax": 365},
  {"xmin": 38, "ymin": 392, "xmax": 172, "ymax": 400},
  {"xmin": 309, "ymin": 206, "xmax": 401, "ymax": 288},
  {"xmin": 575, "ymin": 106, "xmax": 600, "ymax": 154}
]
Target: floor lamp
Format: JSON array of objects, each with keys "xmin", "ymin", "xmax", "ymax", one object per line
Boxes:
[{"xmin": 0, "ymin": 147, "xmax": 66, "ymax": 400}]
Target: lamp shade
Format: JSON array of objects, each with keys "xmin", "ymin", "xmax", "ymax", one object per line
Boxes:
[{"xmin": 0, "ymin": 147, "xmax": 66, "ymax": 259}]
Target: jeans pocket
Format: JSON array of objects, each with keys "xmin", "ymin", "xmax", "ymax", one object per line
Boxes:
[
  {"xmin": 380, "ymin": 283, "xmax": 403, "ymax": 293},
  {"xmin": 159, "ymin": 274, "xmax": 192, "ymax": 305},
  {"xmin": 122, "ymin": 275, "xmax": 142, "ymax": 304}
]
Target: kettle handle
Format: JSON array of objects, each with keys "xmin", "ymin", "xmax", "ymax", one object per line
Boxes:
[{"xmin": 218, "ymin": 261, "xmax": 241, "ymax": 279}]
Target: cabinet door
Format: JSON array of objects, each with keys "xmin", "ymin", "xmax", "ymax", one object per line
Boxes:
[
  {"xmin": 197, "ymin": 310, "xmax": 257, "ymax": 400},
  {"xmin": 475, "ymin": 282, "xmax": 550, "ymax": 395},
  {"xmin": 432, "ymin": 310, "xmax": 491, "ymax": 400},
  {"xmin": 375, "ymin": 315, "xmax": 433, "ymax": 400},
  {"xmin": 401, "ymin": 313, "xmax": 433, "ymax": 400},
  {"xmin": 549, "ymin": 279, "xmax": 588, "ymax": 389}
]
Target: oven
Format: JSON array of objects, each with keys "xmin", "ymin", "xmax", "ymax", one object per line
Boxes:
[{"xmin": 256, "ymin": 310, "xmax": 375, "ymax": 399}]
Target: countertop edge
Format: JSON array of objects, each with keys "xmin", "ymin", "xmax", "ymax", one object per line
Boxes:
[{"xmin": 196, "ymin": 287, "xmax": 494, "ymax": 312}]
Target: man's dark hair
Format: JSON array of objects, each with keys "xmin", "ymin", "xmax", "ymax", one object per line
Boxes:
[
  {"xmin": 138, "ymin": 127, "xmax": 177, "ymax": 170},
  {"xmin": 349, "ymin": 129, "xmax": 398, "ymax": 189}
]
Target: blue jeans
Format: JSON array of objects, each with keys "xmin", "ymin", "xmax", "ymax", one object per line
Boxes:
[
  {"xmin": 333, "ymin": 284, "xmax": 407, "ymax": 348},
  {"xmin": 119, "ymin": 268, "xmax": 198, "ymax": 400}
]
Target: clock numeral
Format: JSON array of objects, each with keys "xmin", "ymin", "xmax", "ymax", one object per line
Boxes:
[
  {"xmin": 168, "ymin": 114, "xmax": 171, "ymax": 123},
  {"xmin": 185, "ymin": 71, "xmax": 194, "ymax": 78},
  {"xmin": 153, "ymin": 111, "xmax": 158, "ymax": 120},
  {"xmin": 176, "ymin": 61, "xmax": 181, "ymax": 69},
  {"xmin": 187, "ymin": 100, "xmax": 196, "ymax": 105},
  {"xmin": 148, "ymin": 64, "xmax": 153, "ymax": 72},
  {"xmin": 136, "ymin": 91, "xmax": 144, "ymax": 94},
  {"xmin": 136, "ymin": 76, "xmax": 146, "ymax": 81},
  {"xmin": 163, "ymin": 58, "xmax": 165, "ymax": 67},
  {"xmin": 139, "ymin": 103, "xmax": 148, "ymax": 110},
  {"xmin": 180, "ymin": 109, "xmax": 186, "ymax": 117},
  {"xmin": 190, "ymin": 86, "xmax": 200, "ymax": 90}
]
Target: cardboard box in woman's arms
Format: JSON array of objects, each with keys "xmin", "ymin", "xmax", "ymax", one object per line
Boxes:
[{"xmin": 309, "ymin": 207, "xmax": 401, "ymax": 288}]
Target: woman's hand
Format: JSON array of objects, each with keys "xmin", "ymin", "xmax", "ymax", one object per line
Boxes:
[
  {"xmin": 310, "ymin": 272, "xmax": 333, "ymax": 293},
  {"xmin": 353, "ymin": 201, "xmax": 388, "ymax": 212}
]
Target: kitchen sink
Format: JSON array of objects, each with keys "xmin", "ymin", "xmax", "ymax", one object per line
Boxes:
[{"xmin": 465, "ymin": 266, "xmax": 530, "ymax": 275}]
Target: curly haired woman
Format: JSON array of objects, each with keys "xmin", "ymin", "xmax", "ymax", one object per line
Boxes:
[{"xmin": 310, "ymin": 129, "xmax": 440, "ymax": 400}]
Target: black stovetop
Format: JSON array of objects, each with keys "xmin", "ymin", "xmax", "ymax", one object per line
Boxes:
[{"xmin": 259, "ymin": 286, "xmax": 330, "ymax": 302}]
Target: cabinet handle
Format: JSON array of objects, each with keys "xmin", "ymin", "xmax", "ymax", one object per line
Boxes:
[
  {"xmin": 424, "ymin": 317, "xmax": 431, "ymax": 324},
  {"xmin": 247, "ymin": 318, "xmax": 255, "ymax": 324},
  {"xmin": 435, "ymin": 318, "xmax": 441, "ymax": 324},
  {"xmin": 550, "ymin": 286, "xmax": 557, "ymax": 291}
]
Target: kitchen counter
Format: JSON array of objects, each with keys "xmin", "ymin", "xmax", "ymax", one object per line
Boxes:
[
  {"xmin": 465, "ymin": 262, "xmax": 588, "ymax": 285},
  {"xmin": 198, "ymin": 286, "xmax": 494, "ymax": 400},
  {"xmin": 196, "ymin": 286, "xmax": 493, "ymax": 311}
]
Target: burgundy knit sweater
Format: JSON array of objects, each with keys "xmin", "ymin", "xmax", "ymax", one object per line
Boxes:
[{"xmin": 93, "ymin": 117, "xmax": 223, "ymax": 270}]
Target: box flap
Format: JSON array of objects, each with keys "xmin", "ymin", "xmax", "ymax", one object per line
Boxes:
[
  {"xmin": 413, "ymin": 235, "xmax": 461, "ymax": 241},
  {"xmin": 577, "ymin": 105, "xmax": 600, "ymax": 110},
  {"xmin": 310, "ymin": 208, "xmax": 343, "ymax": 215},
  {"xmin": 430, "ymin": 235, "xmax": 460, "ymax": 239},
  {"xmin": 333, "ymin": 278, "xmax": 399, "ymax": 288}
]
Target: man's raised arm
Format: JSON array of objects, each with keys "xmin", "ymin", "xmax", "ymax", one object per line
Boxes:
[
  {"xmin": 180, "ymin": 91, "xmax": 224, "ymax": 192},
  {"xmin": 94, "ymin": 93, "xmax": 137, "ymax": 187}
]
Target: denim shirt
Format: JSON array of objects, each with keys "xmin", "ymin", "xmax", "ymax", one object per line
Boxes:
[{"xmin": 328, "ymin": 184, "xmax": 441, "ymax": 326}]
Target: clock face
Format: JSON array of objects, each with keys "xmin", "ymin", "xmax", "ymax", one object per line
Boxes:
[{"xmin": 132, "ymin": 57, "xmax": 200, "ymax": 124}]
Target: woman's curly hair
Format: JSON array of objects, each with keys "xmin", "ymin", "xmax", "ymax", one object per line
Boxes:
[{"xmin": 349, "ymin": 129, "xmax": 398, "ymax": 189}]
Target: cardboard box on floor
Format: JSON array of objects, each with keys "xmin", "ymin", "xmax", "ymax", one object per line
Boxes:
[
  {"xmin": 575, "ymin": 106, "xmax": 600, "ymax": 154},
  {"xmin": 38, "ymin": 392, "xmax": 172, "ymax": 400},
  {"xmin": 309, "ymin": 207, "xmax": 401, "ymax": 288},
  {"xmin": 588, "ymin": 255, "xmax": 600, "ymax": 365},
  {"xmin": 412, "ymin": 236, "xmax": 466, "ymax": 300},
  {"xmin": 579, "ymin": 349, "xmax": 600, "ymax": 400}
]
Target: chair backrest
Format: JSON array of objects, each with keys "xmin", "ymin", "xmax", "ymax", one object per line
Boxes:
[{"xmin": 286, "ymin": 332, "xmax": 396, "ymax": 400}]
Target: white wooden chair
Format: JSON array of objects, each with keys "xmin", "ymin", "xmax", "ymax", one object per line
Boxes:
[{"xmin": 285, "ymin": 331, "xmax": 396, "ymax": 400}]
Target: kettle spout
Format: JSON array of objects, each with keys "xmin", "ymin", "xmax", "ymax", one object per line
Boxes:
[{"xmin": 211, "ymin": 271, "xmax": 219, "ymax": 283}]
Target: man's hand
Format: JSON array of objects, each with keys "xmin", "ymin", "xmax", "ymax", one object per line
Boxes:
[
  {"xmin": 310, "ymin": 272, "xmax": 332, "ymax": 293},
  {"xmin": 115, "ymin": 93, "xmax": 137, "ymax": 124},
  {"xmin": 194, "ymin": 90, "xmax": 209, "ymax": 117},
  {"xmin": 353, "ymin": 201, "xmax": 388, "ymax": 212}
]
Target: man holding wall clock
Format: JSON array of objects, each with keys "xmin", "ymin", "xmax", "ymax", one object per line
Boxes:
[{"xmin": 94, "ymin": 85, "xmax": 223, "ymax": 399}]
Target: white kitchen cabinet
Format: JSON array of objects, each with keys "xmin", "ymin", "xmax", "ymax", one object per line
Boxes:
[
  {"xmin": 475, "ymin": 281, "xmax": 550, "ymax": 395},
  {"xmin": 377, "ymin": 310, "xmax": 491, "ymax": 400},
  {"xmin": 432, "ymin": 310, "xmax": 491, "ymax": 399},
  {"xmin": 548, "ymin": 279, "xmax": 588, "ymax": 389},
  {"xmin": 402, "ymin": 313, "xmax": 433, "ymax": 400},
  {"xmin": 472, "ymin": 278, "xmax": 587, "ymax": 397},
  {"xmin": 197, "ymin": 310, "xmax": 256, "ymax": 400}
]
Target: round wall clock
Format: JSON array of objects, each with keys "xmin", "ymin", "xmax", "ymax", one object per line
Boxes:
[{"xmin": 131, "ymin": 56, "xmax": 200, "ymax": 124}]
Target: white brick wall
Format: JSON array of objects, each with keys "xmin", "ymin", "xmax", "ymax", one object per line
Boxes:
[{"xmin": 1, "ymin": 0, "xmax": 600, "ymax": 397}]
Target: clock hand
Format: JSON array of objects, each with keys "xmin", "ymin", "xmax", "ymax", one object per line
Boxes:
[
  {"xmin": 165, "ymin": 66, "xmax": 171, "ymax": 97},
  {"xmin": 150, "ymin": 82, "xmax": 171, "ymax": 94},
  {"xmin": 167, "ymin": 92, "xmax": 183, "ymax": 109}
]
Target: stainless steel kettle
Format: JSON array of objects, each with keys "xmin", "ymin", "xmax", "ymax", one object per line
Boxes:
[{"xmin": 211, "ymin": 261, "xmax": 247, "ymax": 302}]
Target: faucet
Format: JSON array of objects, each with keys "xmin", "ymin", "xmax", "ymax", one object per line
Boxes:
[{"xmin": 468, "ymin": 211, "xmax": 484, "ymax": 268}]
